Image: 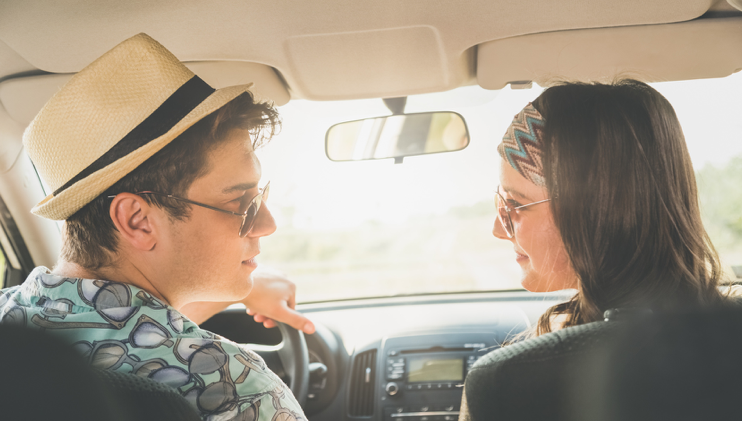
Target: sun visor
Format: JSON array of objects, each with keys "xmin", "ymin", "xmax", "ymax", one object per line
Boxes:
[
  {"xmin": 0, "ymin": 61, "xmax": 290, "ymax": 128},
  {"xmin": 283, "ymin": 26, "xmax": 475, "ymax": 101},
  {"xmin": 477, "ymin": 17, "xmax": 742, "ymax": 89}
]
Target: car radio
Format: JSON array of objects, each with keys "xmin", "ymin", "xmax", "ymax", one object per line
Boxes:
[{"xmin": 379, "ymin": 332, "xmax": 498, "ymax": 421}]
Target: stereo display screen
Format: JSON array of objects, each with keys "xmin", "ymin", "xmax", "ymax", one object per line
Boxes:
[{"xmin": 407, "ymin": 357, "xmax": 464, "ymax": 383}]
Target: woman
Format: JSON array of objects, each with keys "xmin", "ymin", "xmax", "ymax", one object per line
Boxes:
[{"xmin": 493, "ymin": 79, "xmax": 728, "ymax": 337}]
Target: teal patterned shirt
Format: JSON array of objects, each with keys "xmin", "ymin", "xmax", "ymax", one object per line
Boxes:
[{"xmin": 0, "ymin": 267, "xmax": 306, "ymax": 421}]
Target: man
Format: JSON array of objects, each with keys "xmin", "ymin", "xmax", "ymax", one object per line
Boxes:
[{"xmin": 0, "ymin": 33, "xmax": 311, "ymax": 420}]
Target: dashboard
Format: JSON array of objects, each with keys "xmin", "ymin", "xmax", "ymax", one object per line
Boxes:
[{"xmin": 202, "ymin": 290, "xmax": 571, "ymax": 421}]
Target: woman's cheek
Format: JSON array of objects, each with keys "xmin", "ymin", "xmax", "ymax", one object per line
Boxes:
[
  {"xmin": 541, "ymin": 227, "xmax": 577, "ymax": 289},
  {"xmin": 524, "ymin": 214, "xmax": 576, "ymax": 291}
]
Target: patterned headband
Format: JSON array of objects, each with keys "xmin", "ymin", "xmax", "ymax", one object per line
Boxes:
[{"xmin": 497, "ymin": 102, "xmax": 546, "ymax": 187}]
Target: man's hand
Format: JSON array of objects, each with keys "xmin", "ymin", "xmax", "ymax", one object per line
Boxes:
[
  {"xmin": 179, "ymin": 267, "xmax": 315, "ymax": 333},
  {"xmin": 243, "ymin": 267, "xmax": 315, "ymax": 334}
]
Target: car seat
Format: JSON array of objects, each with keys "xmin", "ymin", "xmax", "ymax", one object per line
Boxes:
[
  {"xmin": 0, "ymin": 324, "xmax": 201, "ymax": 421},
  {"xmin": 460, "ymin": 306, "xmax": 742, "ymax": 421}
]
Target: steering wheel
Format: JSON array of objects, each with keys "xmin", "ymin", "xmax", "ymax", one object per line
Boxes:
[
  {"xmin": 276, "ymin": 322, "xmax": 309, "ymax": 407},
  {"xmin": 199, "ymin": 310, "xmax": 310, "ymax": 407}
]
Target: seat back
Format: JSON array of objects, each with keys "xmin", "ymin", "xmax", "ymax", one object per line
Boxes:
[
  {"xmin": 461, "ymin": 318, "xmax": 625, "ymax": 421},
  {"xmin": 461, "ymin": 307, "xmax": 742, "ymax": 421},
  {"xmin": 0, "ymin": 324, "xmax": 200, "ymax": 421},
  {"xmin": 93, "ymin": 368, "xmax": 202, "ymax": 421}
]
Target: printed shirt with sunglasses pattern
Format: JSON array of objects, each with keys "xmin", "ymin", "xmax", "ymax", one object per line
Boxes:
[{"xmin": 0, "ymin": 267, "xmax": 306, "ymax": 421}]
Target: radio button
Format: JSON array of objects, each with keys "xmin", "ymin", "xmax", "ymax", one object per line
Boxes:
[
  {"xmin": 386, "ymin": 382, "xmax": 400, "ymax": 396},
  {"xmin": 386, "ymin": 360, "xmax": 405, "ymax": 380}
]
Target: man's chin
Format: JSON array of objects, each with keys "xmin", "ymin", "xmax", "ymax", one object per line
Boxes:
[
  {"xmin": 229, "ymin": 277, "xmax": 254, "ymax": 302},
  {"xmin": 236, "ymin": 284, "xmax": 254, "ymax": 301},
  {"xmin": 203, "ymin": 281, "xmax": 253, "ymax": 304}
]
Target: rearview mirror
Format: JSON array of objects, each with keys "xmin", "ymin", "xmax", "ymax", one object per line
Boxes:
[{"xmin": 325, "ymin": 112, "xmax": 469, "ymax": 163}]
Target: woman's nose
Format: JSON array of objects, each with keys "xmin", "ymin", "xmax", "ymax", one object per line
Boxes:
[{"xmin": 492, "ymin": 217, "xmax": 510, "ymax": 240}]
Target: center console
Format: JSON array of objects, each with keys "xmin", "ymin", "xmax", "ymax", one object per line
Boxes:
[{"xmin": 379, "ymin": 332, "xmax": 498, "ymax": 421}]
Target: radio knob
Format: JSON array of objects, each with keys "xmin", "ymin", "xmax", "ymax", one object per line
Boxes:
[{"xmin": 386, "ymin": 382, "xmax": 400, "ymax": 396}]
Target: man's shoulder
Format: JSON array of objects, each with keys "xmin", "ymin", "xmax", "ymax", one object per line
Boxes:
[
  {"xmin": 111, "ymin": 315, "xmax": 305, "ymax": 419},
  {"xmin": 0, "ymin": 268, "xmax": 305, "ymax": 419}
]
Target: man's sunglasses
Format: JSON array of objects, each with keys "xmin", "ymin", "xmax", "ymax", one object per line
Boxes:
[{"xmin": 108, "ymin": 182, "xmax": 270, "ymax": 237}]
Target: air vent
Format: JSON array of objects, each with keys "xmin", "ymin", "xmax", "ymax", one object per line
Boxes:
[{"xmin": 348, "ymin": 349, "xmax": 377, "ymax": 417}]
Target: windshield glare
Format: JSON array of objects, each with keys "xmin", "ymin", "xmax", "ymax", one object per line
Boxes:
[{"xmin": 257, "ymin": 73, "xmax": 742, "ymax": 303}]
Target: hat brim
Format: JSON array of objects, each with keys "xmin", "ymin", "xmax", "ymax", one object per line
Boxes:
[{"xmin": 32, "ymin": 84, "xmax": 252, "ymax": 221}]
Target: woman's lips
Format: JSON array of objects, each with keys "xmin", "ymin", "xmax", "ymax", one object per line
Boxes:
[
  {"xmin": 515, "ymin": 251, "xmax": 529, "ymax": 262},
  {"xmin": 242, "ymin": 257, "xmax": 258, "ymax": 269}
]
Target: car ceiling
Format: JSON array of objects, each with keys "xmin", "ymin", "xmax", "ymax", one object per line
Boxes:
[{"xmin": 1, "ymin": 0, "xmax": 741, "ymax": 103}]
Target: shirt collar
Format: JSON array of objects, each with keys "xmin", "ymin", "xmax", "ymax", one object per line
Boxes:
[{"xmin": 26, "ymin": 267, "xmax": 170, "ymax": 311}]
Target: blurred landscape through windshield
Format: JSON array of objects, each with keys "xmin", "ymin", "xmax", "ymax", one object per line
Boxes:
[{"xmin": 257, "ymin": 73, "xmax": 742, "ymax": 303}]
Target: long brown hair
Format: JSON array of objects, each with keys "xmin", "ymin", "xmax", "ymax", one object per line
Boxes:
[{"xmin": 530, "ymin": 79, "xmax": 726, "ymax": 336}]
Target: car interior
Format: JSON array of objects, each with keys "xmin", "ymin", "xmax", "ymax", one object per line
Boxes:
[{"xmin": 0, "ymin": 1, "xmax": 741, "ymax": 420}]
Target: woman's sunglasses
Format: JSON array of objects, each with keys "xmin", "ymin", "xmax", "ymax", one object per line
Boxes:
[{"xmin": 495, "ymin": 185, "xmax": 551, "ymax": 238}]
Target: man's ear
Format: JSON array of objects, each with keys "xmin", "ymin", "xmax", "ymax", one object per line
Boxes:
[{"xmin": 109, "ymin": 193, "xmax": 158, "ymax": 251}]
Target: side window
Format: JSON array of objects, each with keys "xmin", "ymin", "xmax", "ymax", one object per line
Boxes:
[
  {"xmin": 696, "ymin": 155, "xmax": 742, "ymax": 284},
  {"xmin": 0, "ymin": 195, "xmax": 34, "ymax": 289},
  {"xmin": 0, "ymin": 247, "xmax": 5, "ymax": 288},
  {"xmin": 0, "ymin": 228, "xmax": 21, "ymax": 289},
  {"xmin": 652, "ymin": 74, "xmax": 742, "ymax": 286}
]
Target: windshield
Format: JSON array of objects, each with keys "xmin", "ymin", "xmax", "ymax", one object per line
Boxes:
[{"xmin": 257, "ymin": 73, "xmax": 742, "ymax": 303}]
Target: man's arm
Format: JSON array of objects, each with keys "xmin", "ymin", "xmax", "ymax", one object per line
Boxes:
[{"xmin": 179, "ymin": 267, "xmax": 315, "ymax": 334}]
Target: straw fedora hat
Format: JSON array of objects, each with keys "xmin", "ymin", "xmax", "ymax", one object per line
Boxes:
[{"xmin": 23, "ymin": 33, "xmax": 254, "ymax": 220}]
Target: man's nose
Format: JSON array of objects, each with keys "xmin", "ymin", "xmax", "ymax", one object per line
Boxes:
[{"xmin": 248, "ymin": 202, "xmax": 277, "ymax": 238}]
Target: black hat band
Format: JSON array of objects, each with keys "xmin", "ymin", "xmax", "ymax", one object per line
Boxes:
[{"xmin": 53, "ymin": 76, "xmax": 215, "ymax": 196}]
